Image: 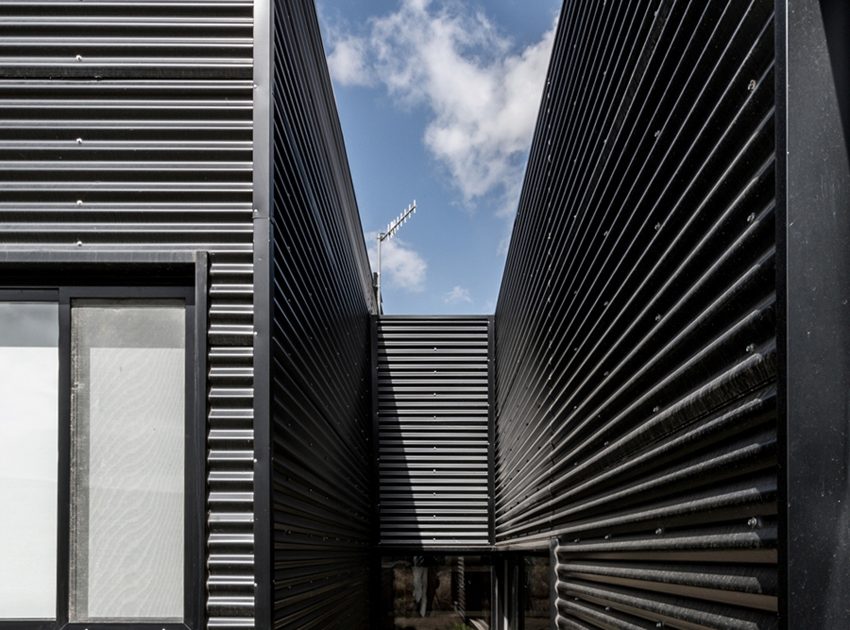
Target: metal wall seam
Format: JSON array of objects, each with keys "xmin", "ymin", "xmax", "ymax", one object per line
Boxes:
[
  {"xmin": 495, "ymin": 0, "xmax": 778, "ymax": 627},
  {"xmin": 251, "ymin": 0, "xmax": 273, "ymax": 627},
  {"xmin": 377, "ymin": 316, "xmax": 492, "ymax": 549}
]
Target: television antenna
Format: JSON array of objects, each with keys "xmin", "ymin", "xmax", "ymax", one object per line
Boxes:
[{"xmin": 374, "ymin": 200, "xmax": 417, "ymax": 311}]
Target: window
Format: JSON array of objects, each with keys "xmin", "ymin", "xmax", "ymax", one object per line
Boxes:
[
  {"xmin": 0, "ymin": 287, "xmax": 199, "ymax": 629},
  {"xmin": 380, "ymin": 555, "xmax": 493, "ymax": 629}
]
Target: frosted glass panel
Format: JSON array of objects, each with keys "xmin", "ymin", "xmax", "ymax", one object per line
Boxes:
[
  {"xmin": 70, "ymin": 301, "xmax": 185, "ymax": 622},
  {"xmin": 0, "ymin": 302, "xmax": 58, "ymax": 619}
]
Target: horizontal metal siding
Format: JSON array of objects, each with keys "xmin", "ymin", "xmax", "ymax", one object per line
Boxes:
[
  {"xmin": 494, "ymin": 0, "xmax": 777, "ymax": 627},
  {"xmin": 377, "ymin": 317, "xmax": 492, "ymax": 548},
  {"xmin": 0, "ymin": 2, "xmax": 256, "ymax": 628},
  {"xmin": 269, "ymin": 0, "xmax": 375, "ymax": 627}
]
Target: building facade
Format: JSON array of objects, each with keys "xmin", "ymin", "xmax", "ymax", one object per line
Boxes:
[{"xmin": 0, "ymin": 0, "xmax": 848, "ymax": 629}]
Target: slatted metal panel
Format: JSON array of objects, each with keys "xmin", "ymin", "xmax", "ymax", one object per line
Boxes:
[
  {"xmin": 377, "ymin": 317, "xmax": 492, "ymax": 548},
  {"xmin": 268, "ymin": 0, "xmax": 375, "ymax": 627},
  {"xmin": 494, "ymin": 0, "xmax": 777, "ymax": 627},
  {"xmin": 0, "ymin": 2, "xmax": 256, "ymax": 628}
]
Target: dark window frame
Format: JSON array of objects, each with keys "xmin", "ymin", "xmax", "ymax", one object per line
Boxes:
[{"xmin": 0, "ymin": 277, "xmax": 205, "ymax": 630}]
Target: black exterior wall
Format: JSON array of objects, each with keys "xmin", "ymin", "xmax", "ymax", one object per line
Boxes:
[
  {"xmin": 263, "ymin": 0, "xmax": 376, "ymax": 627},
  {"xmin": 494, "ymin": 0, "xmax": 779, "ymax": 627},
  {"xmin": 0, "ymin": 2, "xmax": 257, "ymax": 628},
  {"xmin": 375, "ymin": 316, "xmax": 492, "ymax": 550}
]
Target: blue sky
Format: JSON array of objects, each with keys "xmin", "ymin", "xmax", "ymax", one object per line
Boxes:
[{"xmin": 317, "ymin": 0, "xmax": 561, "ymax": 314}]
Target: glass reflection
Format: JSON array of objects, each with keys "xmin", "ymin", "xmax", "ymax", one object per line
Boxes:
[
  {"xmin": 0, "ymin": 302, "xmax": 58, "ymax": 619},
  {"xmin": 69, "ymin": 301, "xmax": 185, "ymax": 621},
  {"xmin": 523, "ymin": 556, "xmax": 549, "ymax": 629},
  {"xmin": 382, "ymin": 555, "xmax": 492, "ymax": 630}
]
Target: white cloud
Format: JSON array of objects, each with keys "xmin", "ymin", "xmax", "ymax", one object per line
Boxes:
[
  {"xmin": 326, "ymin": 0, "xmax": 558, "ymax": 213},
  {"xmin": 368, "ymin": 235, "xmax": 427, "ymax": 292},
  {"xmin": 326, "ymin": 35, "xmax": 373, "ymax": 87},
  {"xmin": 443, "ymin": 285, "xmax": 472, "ymax": 304}
]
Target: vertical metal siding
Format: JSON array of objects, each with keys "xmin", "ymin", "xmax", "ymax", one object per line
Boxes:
[
  {"xmin": 269, "ymin": 0, "xmax": 375, "ymax": 627},
  {"xmin": 377, "ymin": 317, "xmax": 492, "ymax": 548},
  {"xmin": 494, "ymin": 0, "xmax": 777, "ymax": 627},
  {"xmin": 0, "ymin": 2, "xmax": 256, "ymax": 628}
]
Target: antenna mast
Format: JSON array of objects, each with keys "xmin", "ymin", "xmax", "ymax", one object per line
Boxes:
[{"xmin": 374, "ymin": 200, "xmax": 417, "ymax": 312}]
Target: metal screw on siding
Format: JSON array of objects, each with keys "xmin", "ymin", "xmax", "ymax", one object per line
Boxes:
[
  {"xmin": 604, "ymin": 534, "xmax": 611, "ymax": 540},
  {"xmin": 75, "ymin": 54, "xmax": 82, "ymax": 61},
  {"xmin": 654, "ymin": 222, "xmax": 661, "ymax": 231},
  {"xmin": 76, "ymin": 240, "xmax": 83, "ymax": 247},
  {"xmin": 747, "ymin": 79, "xmax": 757, "ymax": 91},
  {"xmin": 748, "ymin": 517, "xmax": 760, "ymax": 529},
  {"xmin": 746, "ymin": 343, "xmax": 755, "ymax": 353},
  {"xmin": 655, "ymin": 527, "xmax": 664, "ymax": 535},
  {"xmin": 747, "ymin": 212, "xmax": 756, "ymax": 223},
  {"xmin": 654, "ymin": 314, "xmax": 661, "ymax": 322},
  {"xmin": 652, "ymin": 406, "xmax": 659, "ymax": 413},
  {"xmin": 76, "ymin": 137, "xmax": 83, "ymax": 144},
  {"xmin": 76, "ymin": 199, "xmax": 83, "ymax": 206}
]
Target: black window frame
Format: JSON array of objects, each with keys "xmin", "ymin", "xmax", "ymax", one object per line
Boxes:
[{"xmin": 0, "ymin": 280, "xmax": 205, "ymax": 630}]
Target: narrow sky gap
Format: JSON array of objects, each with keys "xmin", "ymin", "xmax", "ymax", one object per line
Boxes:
[{"xmin": 317, "ymin": 0, "xmax": 561, "ymax": 314}]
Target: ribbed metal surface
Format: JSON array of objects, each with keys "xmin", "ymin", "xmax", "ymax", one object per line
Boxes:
[
  {"xmin": 268, "ymin": 0, "xmax": 375, "ymax": 627},
  {"xmin": 494, "ymin": 0, "xmax": 777, "ymax": 627},
  {"xmin": 0, "ymin": 2, "xmax": 255, "ymax": 628},
  {"xmin": 377, "ymin": 317, "xmax": 491, "ymax": 548}
]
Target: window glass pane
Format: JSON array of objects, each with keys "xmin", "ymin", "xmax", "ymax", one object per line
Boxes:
[
  {"xmin": 381, "ymin": 555, "xmax": 492, "ymax": 629},
  {"xmin": 69, "ymin": 301, "xmax": 185, "ymax": 622},
  {"xmin": 523, "ymin": 556, "xmax": 550, "ymax": 629},
  {"xmin": 0, "ymin": 302, "xmax": 58, "ymax": 619}
]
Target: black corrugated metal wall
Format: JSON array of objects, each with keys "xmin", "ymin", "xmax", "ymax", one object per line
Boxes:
[
  {"xmin": 268, "ymin": 0, "xmax": 376, "ymax": 627},
  {"xmin": 0, "ymin": 2, "xmax": 256, "ymax": 627},
  {"xmin": 494, "ymin": 0, "xmax": 778, "ymax": 627},
  {"xmin": 376, "ymin": 317, "xmax": 492, "ymax": 549}
]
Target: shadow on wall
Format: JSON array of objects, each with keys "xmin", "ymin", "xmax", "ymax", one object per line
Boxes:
[{"xmin": 820, "ymin": 0, "xmax": 850, "ymax": 154}]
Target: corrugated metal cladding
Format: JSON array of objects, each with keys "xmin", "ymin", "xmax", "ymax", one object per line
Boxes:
[
  {"xmin": 0, "ymin": 1, "xmax": 256, "ymax": 627},
  {"xmin": 377, "ymin": 317, "xmax": 492, "ymax": 548},
  {"xmin": 494, "ymin": 0, "xmax": 777, "ymax": 628},
  {"xmin": 268, "ymin": 0, "xmax": 375, "ymax": 627}
]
